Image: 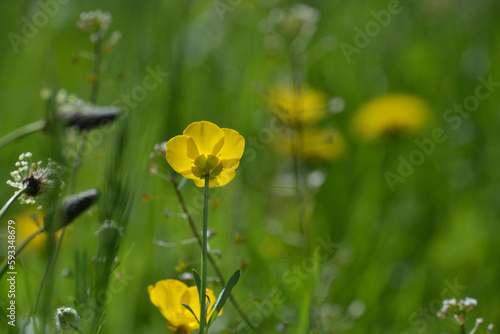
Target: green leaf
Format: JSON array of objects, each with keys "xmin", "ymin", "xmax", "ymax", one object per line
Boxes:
[
  {"xmin": 205, "ymin": 295, "xmax": 211, "ymax": 314},
  {"xmin": 208, "ymin": 270, "xmax": 241, "ymax": 326},
  {"xmin": 192, "ymin": 269, "xmax": 202, "ymax": 299},
  {"xmin": 181, "ymin": 303, "xmax": 199, "ymax": 324}
]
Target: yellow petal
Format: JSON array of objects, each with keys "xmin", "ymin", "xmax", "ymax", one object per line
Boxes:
[
  {"xmin": 183, "ymin": 121, "xmax": 225, "ymax": 156},
  {"xmin": 213, "ymin": 169, "xmax": 236, "ymax": 188},
  {"xmin": 222, "ymin": 159, "xmax": 239, "ymax": 170},
  {"xmin": 182, "ymin": 287, "xmax": 201, "ymax": 321},
  {"xmin": 206, "ymin": 288, "xmax": 221, "ymax": 318},
  {"xmin": 180, "ymin": 287, "xmax": 221, "ymax": 323},
  {"xmin": 192, "ymin": 168, "xmax": 236, "ymax": 188},
  {"xmin": 166, "ymin": 136, "xmax": 197, "ymax": 178},
  {"xmin": 218, "ymin": 128, "xmax": 245, "ymax": 162},
  {"xmin": 148, "ymin": 280, "xmax": 188, "ymax": 328},
  {"xmin": 192, "ymin": 177, "xmax": 205, "ymax": 188}
]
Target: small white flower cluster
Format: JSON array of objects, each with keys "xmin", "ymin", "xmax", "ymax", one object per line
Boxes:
[
  {"xmin": 438, "ymin": 297, "xmax": 477, "ymax": 320},
  {"xmin": 437, "ymin": 297, "xmax": 494, "ymax": 333},
  {"xmin": 7, "ymin": 152, "xmax": 34, "ymax": 195},
  {"xmin": 77, "ymin": 10, "xmax": 112, "ymax": 33},
  {"xmin": 77, "ymin": 10, "xmax": 121, "ymax": 46},
  {"xmin": 7, "ymin": 152, "xmax": 62, "ymax": 207},
  {"xmin": 261, "ymin": 4, "xmax": 320, "ymax": 38},
  {"xmin": 259, "ymin": 3, "xmax": 320, "ymax": 52},
  {"xmin": 40, "ymin": 88, "xmax": 84, "ymax": 106}
]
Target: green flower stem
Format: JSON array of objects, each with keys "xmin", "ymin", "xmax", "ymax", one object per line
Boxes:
[
  {"xmin": 199, "ymin": 174, "xmax": 210, "ymax": 334},
  {"xmin": 461, "ymin": 325, "xmax": 467, "ymax": 334},
  {"xmin": 169, "ymin": 174, "xmax": 264, "ymax": 334},
  {"xmin": 0, "ymin": 226, "xmax": 44, "ymax": 279},
  {"xmin": 89, "ymin": 34, "xmax": 102, "ymax": 105},
  {"xmin": 0, "ymin": 119, "xmax": 47, "ymax": 150},
  {"xmin": 291, "ymin": 51, "xmax": 315, "ymax": 332},
  {"xmin": 291, "ymin": 52, "xmax": 308, "ymax": 254},
  {"xmin": 67, "ymin": 132, "xmax": 89, "ymax": 194},
  {"xmin": 0, "ymin": 186, "xmax": 27, "ymax": 220}
]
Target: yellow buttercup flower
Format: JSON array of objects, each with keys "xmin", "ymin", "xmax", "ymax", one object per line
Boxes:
[
  {"xmin": 11, "ymin": 210, "xmax": 61, "ymax": 252},
  {"xmin": 351, "ymin": 94, "xmax": 431, "ymax": 141},
  {"xmin": 148, "ymin": 279, "xmax": 220, "ymax": 334},
  {"xmin": 300, "ymin": 129, "xmax": 346, "ymax": 162},
  {"xmin": 166, "ymin": 121, "xmax": 245, "ymax": 188},
  {"xmin": 274, "ymin": 128, "xmax": 346, "ymax": 162},
  {"xmin": 267, "ymin": 84, "xmax": 328, "ymax": 126},
  {"xmin": 15, "ymin": 210, "xmax": 45, "ymax": 252}
]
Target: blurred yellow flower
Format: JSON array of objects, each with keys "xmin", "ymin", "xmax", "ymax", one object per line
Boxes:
[
  {"xmin": 15, "ymin": 210, "xmax": 45, "ymax": 252},
  {"xmin": 267, "ymin": 84, "xmax": 328, "ymax": 126},
  {"xmin": 274, "ymin": 128, "xmax": 346, "ymax": 162},
  {"xmin": 9, "ymin": 210, "xmax": 63, "ymax": 253},
  {"xmin": 351, "ymin": 94, "xmax": 431, "ymax": 141},
  {"xmin": 166, "ymin": 121, "xmax": 245, "ymax": 188},
  {"xmin": 148, "ymin": 279, "xmax": 220, "ymax": 334}
]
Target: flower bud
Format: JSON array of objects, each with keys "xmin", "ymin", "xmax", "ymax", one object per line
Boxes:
[
  {"xmin": 45, "ymin": 189, "xmax": 99, "ymax": 232},
  {"xmin": 95, "ymin": 219, "xmax": 123, "ymax": 247},
  {"xmin": 62, "ymin": 189, "xmax": 100, "ymax": 226},
  {"xmin": 58, "ymin": 106, "xmax": 120, "ymax": 131},
  {"xmin": 54, "ymin": 307, "xmax": 81, "ymax": 332}
]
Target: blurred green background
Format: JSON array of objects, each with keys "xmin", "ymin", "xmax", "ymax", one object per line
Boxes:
[{"xmin": 1, "ymin": 0, "xmax": 500, "ymax": 333}]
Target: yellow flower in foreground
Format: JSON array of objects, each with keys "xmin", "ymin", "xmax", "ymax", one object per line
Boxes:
[
  {"xmin": 267, "ymin": 84, "xmax": 328, "ymax": 126},
  {"xmin": 274, "ymin": 128, "xmax": 346, "ymax": 162},
  {"xmin": 351, "ymin": 94, "xmax": 431, "ymax": 141},
  {"xmin": 166, "ymin": 121, "xmax": 245, "ymax": 188},
  {"xmin": 148, "ymin": 279, "xmax": 220, "ymax": 334}
]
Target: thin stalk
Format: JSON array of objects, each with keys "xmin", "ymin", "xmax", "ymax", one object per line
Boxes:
[
  {"xmin": 461, "ymin": 325, "xmax": 467, "ymax": 334},
  {"xmin": 169, "ymin": 175, "xmax": 264, "ymax": 334},
  {"xmin": 199, "ymin": 175, "xmax": 209, "ymax": 334},
  {"xmin": 0, "ymin": 119, "xmax": 47, "ymax": 150},
  {"xmin": 291, "ymin": 51, "xmax": 314, "ymax": 333},
  {"xmin": 0, "ymin": 186, "xmax": 27, "ymax": 220},
  {"xmin": 67, "ymin": 132, "xmax": 89, "ymax": 194},
  {"xmin": 291, "ymin": 52, "xmax": 307, "ymax": 252},
  {"xmin": 31, "ymin": 231, "xmax": 57, "ymax": 328},
  {"xmin": 89, "ymin": 35, "xmax": 102, "ymax": 105},
  {"xmin": 0, "ymin": 227, "xmax": 44, "ymax": 278},
  {"xmin": 291, "ymin": 125, "xmax": 305, "ymax": 242}
]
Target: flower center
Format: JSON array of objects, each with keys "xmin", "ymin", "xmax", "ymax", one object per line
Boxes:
[{"xmin": 191, "ymin": 154, "xmax": 223, "ymax": 179}]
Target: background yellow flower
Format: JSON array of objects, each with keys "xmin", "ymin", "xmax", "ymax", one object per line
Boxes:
[
  {"xmin": 166, "ymin": 121, "xmax": 245, "ymax": 188},
  {"xmin": 148, "ymin": 279, "xmax": 220, "ymax": 334},
  {"xmin": 15, "ymin": 210, "xmax": 46, "ymax": 252},
  {"xmin": 273, "ymin": 128, "xmax": 346, "ymax": 162},
  {"xmin": 267, "ymin": 84, "xmax": 328, "ymax": 126},
  {"xmin": 351, "ymin": 94, "xmax": 431, "ymax": 141}
]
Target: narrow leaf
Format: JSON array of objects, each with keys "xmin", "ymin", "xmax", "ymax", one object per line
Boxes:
[
  {"xmin": 192, "ymin": 269, "xmax": 202, "ymax": 299},
  {"xmin": 205, "ymin": 295, "xmax": 211, "ymax": 314},
  {"xmin": 182, "ymin": 303, "xmax": 199, "ymax": 324},
  {"xmin": 208, "ymin": 270, "xmax": 241, "ymax": 326}
]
